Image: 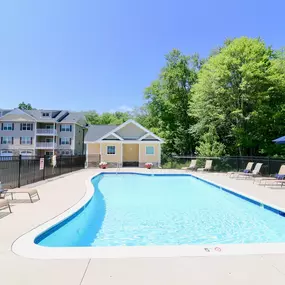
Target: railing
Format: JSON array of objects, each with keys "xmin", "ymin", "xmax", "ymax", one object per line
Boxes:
[
  {"xmin": 0, "ymin": 155, "xmax": 86, "ymax": 188},
  {"xmin": 162, "ymin": 155, "xmax": 285, "ymax": 176},
  {"xmin": 36, "ymin": 142, "xmax": 57, "ymax": 149},
  {"xmin": 36, "ymin": 129, "xmax": 57, "ymax": 135}
]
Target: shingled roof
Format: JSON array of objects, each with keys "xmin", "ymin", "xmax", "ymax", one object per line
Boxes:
[{"xmin": 84, "ymin": 125, "xmax": 118, "ymax": 142}]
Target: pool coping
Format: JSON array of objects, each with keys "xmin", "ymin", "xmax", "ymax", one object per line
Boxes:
[{"xmin": 12, "ymin": 171, "xmax": 285, "ymax": 259}]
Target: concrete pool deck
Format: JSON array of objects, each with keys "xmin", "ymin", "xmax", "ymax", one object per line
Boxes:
[{"xmin": 1, "ymin": 168, "xmax": 285, "ymax": 284}]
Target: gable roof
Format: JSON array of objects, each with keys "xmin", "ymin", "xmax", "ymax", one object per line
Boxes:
[
  {"xmin": 84, "ymin": 119, "xmax": 163, "ymax": 143},
  {"xmin": 0, "ymin": 108, "xmax": 37, "ymax": 121},
  {"xmin": 0, "ymin": 108, "xmax": 86, "ymax": 125},
  {"xmin": 84, "ymin": 125, "xmax": 118, "ymax": 142}
]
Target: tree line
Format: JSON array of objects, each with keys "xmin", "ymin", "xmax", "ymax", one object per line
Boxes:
[
  {"xmin": 19, "ymin": 36, "xmax": 285, "ymax": 157},
  {"xmin": 87, "ymin": 37, "xmax": 285, "ymax": 157}
]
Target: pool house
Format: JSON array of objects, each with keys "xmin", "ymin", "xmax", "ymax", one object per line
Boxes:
[{"xmin": 84, "ymin": 119, "xmax": 163, "ymax": 167}]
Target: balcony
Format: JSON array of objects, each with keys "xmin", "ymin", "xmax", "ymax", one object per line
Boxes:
[
  {"xmin": 36, "ymin": 129, "xmax": 57, "ymax": 136},
  {"xmin": 36, "ymin": 142, "xmax": 57, "ymax": 149}
]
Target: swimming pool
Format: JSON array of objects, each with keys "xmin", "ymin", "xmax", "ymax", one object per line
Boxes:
[{"xmin": 36, "ymin": 173, "xmax": 285, "ymax": 248}]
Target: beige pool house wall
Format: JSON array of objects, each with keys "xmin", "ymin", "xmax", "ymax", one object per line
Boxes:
[
  {"xmin": 86, "ymin": 141, "xmax": 161, "ymax": 168},
  {"xmin": 100, "ymin": 142, "xmax": 122, "ymax": 167},
  {"xmin": 139, "ymin": 143, "xmax": 161, "ymax": 167}
]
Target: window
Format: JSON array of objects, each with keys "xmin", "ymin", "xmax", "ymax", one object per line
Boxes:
[
  {"xmin": 45, "ymin": 151, "xmax": 53, "ymax": 156},
  {"xmin": 146, "ymin": 146, "xmax": 154, "ymax": 155},
  {"xmin": 42, "ymin": 112, "xmax": 50, "ymax": 117},
  {"xmin": 2, "ymin": 123, "xmax": 14, "ymax": 131},
  {"xmin": 0, "ymin": 150, "xmax": 13, "ymax": 160},
  {"xmin": 60, "ymin": 137, "xmax": 71, "ymax": 145},
  {"xmin": 0, "ymin": 150, "xmax": 12, "ymax": 155},
  {"xmin": 60, "ymin": 124, "xmax": 72, "ymax": 132},
  {"xmin": 1, "ymin": 136, "xmax": 13, "ymax": 144},
  {"xmin": 20, "ymin": 151, "xmax": 32, "ymax": 155},
  {"xmin": 21, "ymin": 137, "xmax": 32, "ymax": 145},
  {"xmin": 20, "ymin": 151, "xmax": 33, "ymax": 159},
  {"xmin": 61, "ymin": 150, "xmax": 70, "ymax": 155},
  {"xmin": 20, "ymin": 123, "xmax": 33, "ymax": 131},
  {"xmin": 107, "ymin": 146, "xmax": 116, "ymax": 155}
]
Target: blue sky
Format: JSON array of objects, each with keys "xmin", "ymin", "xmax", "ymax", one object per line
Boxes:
[{"xmin": 0, "ymin": 0, "xmax": 284, "ymax": 113}]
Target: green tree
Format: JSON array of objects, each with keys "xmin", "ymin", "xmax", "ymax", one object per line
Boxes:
[
  {"xmin": 196, "ymin": 127, "xmax": 225, "ymax": 156},
  {"xmin": 85, "ymin": 111, "xmax": 131, "ymax": 125},
  {"xmin": 18, "ymin": 102, "xmax": 32, "ymax": 110},
  {"xmin": 191, "ymin": 37, "xmax": 285, "ymax": 156},
  {"xmin": 145, "ymin": 49, "xmax": 203, "ymax": 155}
]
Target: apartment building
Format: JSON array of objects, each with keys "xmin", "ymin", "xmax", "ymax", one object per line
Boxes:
[{"xmin": 0, "ymin": 108, "xmax": 87, "ymax": 157}]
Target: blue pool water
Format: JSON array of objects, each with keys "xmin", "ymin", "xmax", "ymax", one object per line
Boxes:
[{"xmin": 36, "ymin": 173, "xmax": 285, "ymax": 247}]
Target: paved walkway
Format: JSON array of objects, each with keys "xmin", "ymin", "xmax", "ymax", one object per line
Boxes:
[{"xmin": 1, "ymin": 169, "xmax": 285, "ymax": 284}]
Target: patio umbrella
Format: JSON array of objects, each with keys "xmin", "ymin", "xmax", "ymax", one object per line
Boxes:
[{"xmin": 272, "ymin": 136, "xmax": 285, "ymax": 144}]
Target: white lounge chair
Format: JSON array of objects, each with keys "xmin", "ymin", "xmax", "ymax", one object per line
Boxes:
[
  {"xmin": 236, "ymin": 163, "xmax": 263, "ymax": 179},
  {"xmin": 257, "ymin": 165, "xmax": 285, "ymax": 186},
  {"xmin": 0, "ymin": 199, "xmax": 11, "ymax": 213},
  {"xmin": 197, "ymin": 160, "xmax": 213, "ymax": 172},
  {"xmin": 181, "ymin": 160, "xmax": 197, "ymax": 171},
  {"xmin": 228, "ymin": 162, "xmax": 254, "ymax": 178},
  {"xmin": 5, "ymin": 188, "xmax": 40, "ymax": 203}
]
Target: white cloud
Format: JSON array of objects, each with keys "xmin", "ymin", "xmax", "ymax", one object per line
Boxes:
[{"xmin": 109, "ymin": 105, "xmax": 133, "ymax": 113}]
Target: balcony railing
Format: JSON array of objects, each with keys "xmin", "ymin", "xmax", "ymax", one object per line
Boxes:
[
  {"xmin": 36, "ymin": 129, "xmax": 57, "ymax": 135},
  {"xmin": 36, "ymin": 142, "xmax": 57, "ymax": 149}
]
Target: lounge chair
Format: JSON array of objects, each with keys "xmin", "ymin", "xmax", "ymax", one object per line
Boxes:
[
  {"xmin": 257, "ymin": 165, "xmax": 285, "ymax": 186},
  {"xmin": 4, "ymin": 188, "xmax": 40, "ymax": 203},
  {"xmin": 0, "ymin": 199, "xmax": 12, "ymax": 213},
  {"xmin": 0, "ymin": 181, "xmax": 40, "ymax": 203},
  {"xmin": 197, "ymin": 160, "xmax": 213, "ymax": 172},
  {"xmin": 181, "ymin": 160, "xmax": 197, "ymax": 170},
  {"xmin": 236, "ymin": 163, "xmax": 263, "ymax": 179},
  {"xmin": 228, "ymin": 162, "xmax": 254, "ymax": 178},
  {"xmin": 0, "ymin": 182, "xmax": 7, "ymax": 198}
]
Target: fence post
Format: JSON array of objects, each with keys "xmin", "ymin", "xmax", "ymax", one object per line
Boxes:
[
  {"xmin": 236, "ymin": 156, "xmax": 239, "ymax": 171},
  {"xmin": 268, "ymin": 157, "xmax": 271, "ymax": 175},
  {"xmin": 59, "ymin": 155, "xmax": 62, "ymax": 175},
  {"xmin": 43, "ymin": 155, "xmax": 46, "ymax": 180},
  {"xmin": 18, "ymin": 155, "xmax": 22, "ymax": 188},
  {"xmin": 71, "ymin": 155, "xmax": 73, "ymax": 172}
]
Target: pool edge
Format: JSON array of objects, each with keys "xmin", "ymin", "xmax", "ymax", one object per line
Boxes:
[{"xmin": 12, "ymin": 171, "xmax": 285, "ymax": 259}]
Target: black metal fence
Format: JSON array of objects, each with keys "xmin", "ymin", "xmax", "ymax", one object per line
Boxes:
[
  {"xmin": 0, "ymin": 155, "xmax": 86, "ymax": 189},
  {"xmin": 162, "ymin": 156, "xmax": 285, "ymax": 176}
]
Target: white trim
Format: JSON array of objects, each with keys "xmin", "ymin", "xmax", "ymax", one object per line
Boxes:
[
  {"xmin": 138, "ymin": 132, "xmax": 162, "ymax": 142},
  {"xmin": 158, "ymin": 144, "xmax": 161, "ymax": 167},
  {"xmin": 145, "ymin": 145, "xmax": 155, "ymax": 155},
  {"xmin": 101, "ymin": 132, "xmax": 123, "ymax": 141},
  {"xmin": 106, "ymin": 145, "xmax": 116, "ymax": 155},
  {"xmin": 96, "ymin": 119, "xmax": 163, "ymax": 142},
  {"xmin": 121, "ymin": 143, "xmax": 123, "ymax": 165},
  {"xmin": 12, "ymin": 172, "xmax": 285, "ymax": 259}
]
